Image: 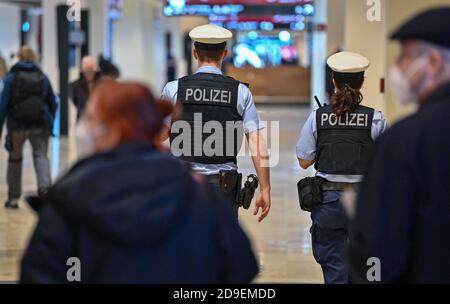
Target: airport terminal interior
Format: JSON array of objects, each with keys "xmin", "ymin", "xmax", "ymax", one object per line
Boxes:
[{"xmin": 0, "ymin": 0, "xmax": 449, "ymax": 284}]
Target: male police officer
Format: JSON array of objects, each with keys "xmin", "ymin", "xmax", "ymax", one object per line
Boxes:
[
  {"xmin": 161, "ymin": 24, "xmax": 271, "ymax": 222},
  {"xmin": 296, "ymin": 52, "xmax": 387, "ymax": 284},
  {"xmin": 348, "ymin": 7, "xmax": 450, "ymax": 283}
]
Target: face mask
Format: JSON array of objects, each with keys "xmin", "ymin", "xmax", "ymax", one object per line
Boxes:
[
  {"xmin": 75, "ymin": 120, "xmax": 105, "ymax": 160},
  {"xmin": 389, "ymin": 55, "xmax": 429, "ymax": 106}
]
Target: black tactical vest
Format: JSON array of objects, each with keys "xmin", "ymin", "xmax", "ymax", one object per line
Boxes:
[
  {"xmin": 170, "ymin": 73, "xmax": 244, "ymax": 164},
  {"xmin": 315, "ymin": 105, "xmax": 374, "ymax": 175}
]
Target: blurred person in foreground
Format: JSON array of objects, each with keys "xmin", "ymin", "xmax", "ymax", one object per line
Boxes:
[
  {"xmin": 0, "ymin": 46, "xmax": 57, "ymax": 209},
  {"xmin": 348, "ymin": 7, "xmax": 450, "ymax": 283},
  {"xmin": 20, "ymin": 80, "xmax": 258, "ymax": 284}
]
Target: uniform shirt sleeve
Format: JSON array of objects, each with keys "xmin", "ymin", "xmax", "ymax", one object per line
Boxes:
[
  {"xmin": 161, "ymin": 81, "xmax": 178, "ymax": 126},
  {"xmin": 371, "ymin": 110, "xmax": 388, "ymax": 140},
  {"xmin": 237, "ymin": 84, "xmax": 265, "ymax": 134},
  {"xmin": 161, "ymin": 81, "xmax": 178, "ymax": 104},
  {"xmin": 296, "ymin": 111, "xmax": 317, "ymax": 160}
]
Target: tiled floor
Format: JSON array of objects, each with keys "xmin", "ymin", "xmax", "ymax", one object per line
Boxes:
[{"xmin": 0, "ymin": 105, "xmax": 323, "ymax": 283}]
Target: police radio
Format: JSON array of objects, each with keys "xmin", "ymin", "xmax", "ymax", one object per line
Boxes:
[{"xmin": 314, "ymin": 96, "xmax": 323, "ymax": 108}]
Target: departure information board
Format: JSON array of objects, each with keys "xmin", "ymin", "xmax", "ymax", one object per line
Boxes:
[
  {"xmin": 177, "ymin": 0, "xmax": 312, "ymax": 4},
  {"xmin": 163, "ymin": 0, "xmax": 314, "ymax": 30},
  {"xmin": 163, "ymin": 0, "xmax": 314, "ymax": 17}
]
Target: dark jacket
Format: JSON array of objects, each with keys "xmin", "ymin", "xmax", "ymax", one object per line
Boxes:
[
  {"xmin": 0, "ymin": 62, "xmax": 57, "ymax": 135},
  {"xmin": 69, "ymin": 72, "xmax": 101, "ymax": 119},
  {"xmin": 348, "ymin": 82, "xmax": 450, "ymax": 284},
  {"xmin": 20, "ymin": 143, "xmax": 259, "ymax": 284}
]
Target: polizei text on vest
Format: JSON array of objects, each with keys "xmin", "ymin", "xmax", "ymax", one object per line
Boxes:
[
  {"xmin": 185, "ymin": 88, "xmax": 232, "ymax": 104},
  {"xmin": 320, "ymin": 112, "xmax": 370, "ymax": 127}
]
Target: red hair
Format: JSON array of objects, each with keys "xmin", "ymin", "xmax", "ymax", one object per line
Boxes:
[{"xmin": 91, "ymin": 80, "xmax": 173, "ymax": 145}]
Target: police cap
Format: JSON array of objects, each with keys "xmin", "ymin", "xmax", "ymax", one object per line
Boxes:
[
  {"xmin": 189, "ymin": 24, "xmax": 232, "ymax": 51},
  {"xmin": 327, "ymin": 51, "xmax": 370, "ymax": 82}
]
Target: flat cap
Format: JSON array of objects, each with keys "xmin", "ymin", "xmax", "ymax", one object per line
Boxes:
[
  {"xmin": 189, "ymin": 24, "xmax": 232, "ymax": 50},
  {"xmin": 391, "ymin": 7, "xmax": 450, "ymax": 49}
]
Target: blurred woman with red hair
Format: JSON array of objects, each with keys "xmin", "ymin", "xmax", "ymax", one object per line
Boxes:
[
  {"xmin": 20, "ymin": 80, "xmax": 258, "ymax": 284},
  {"xmin": 75, "ymin": 80, "xmax": 172, "ymax": 157}
]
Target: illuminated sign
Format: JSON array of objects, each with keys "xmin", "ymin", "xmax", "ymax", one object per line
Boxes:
[
  {"xmin": 164, "ymin": 4, "xmax": 245, "ymax": 16},
  {"xmin": 164, "ymin": 3, "xmax": 314, "ymax": 17},
  {"xmin": 173, "ymin": 0, "xmax": 313, "ymax": 4},
  {"xmin": 211, "ymin": 20, "xmax": 306, "ymax": 31},
  {"xmin": 164, "ymin": 0, "xmax": 314, "ymax": 31}
]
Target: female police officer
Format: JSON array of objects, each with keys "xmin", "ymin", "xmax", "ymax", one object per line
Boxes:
[{"xmin": 296, "ymin": 52, "xmax": 388, "ymax": 284}]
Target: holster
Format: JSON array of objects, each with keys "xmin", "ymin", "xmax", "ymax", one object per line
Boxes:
[
  {"xmin": 297, "ymin": 176, "xmax": 325, "ymax": 212},
  {"xmin": 237, "ymin": 174, "xmax": 259, "ymax": 210},
  {"xmin": 218, "ymin": 171, "xmax": 260, "ymax": 209},
  {"xmin": 219, "ymin": 170, "xmax": 242, "ymax": 206}
]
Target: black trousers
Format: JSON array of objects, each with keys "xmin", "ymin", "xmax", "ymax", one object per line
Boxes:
[{"xmin": 205, "ymin": 174, "xmax": 239, "ymax": 219}]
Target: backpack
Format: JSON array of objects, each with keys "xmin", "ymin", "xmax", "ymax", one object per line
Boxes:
[{"xmin": 10, "ymin": 69, "xmax": 47, "ymax": 125}]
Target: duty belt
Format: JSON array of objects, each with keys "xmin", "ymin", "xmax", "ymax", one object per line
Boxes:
[{"xmin": 321, "ymin": 181, "xmax": 360, "ymax": 192}]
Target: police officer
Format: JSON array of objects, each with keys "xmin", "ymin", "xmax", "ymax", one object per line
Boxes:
[
  {"xmin": 161, "ymin": 24, "xmax": 271, "ymax": 222},
  {"xmin": 348, "ymin": 7, "xmax": 450, "ymax": 283},
  {"xmin": 296, "ymin": 51, "xmax": 388, "ymax": 284}
]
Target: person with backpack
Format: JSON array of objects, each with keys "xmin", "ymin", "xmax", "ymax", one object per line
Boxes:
[{"xmin": 0, "ymin": 46, "xmax": 57, "ymax": 209}]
